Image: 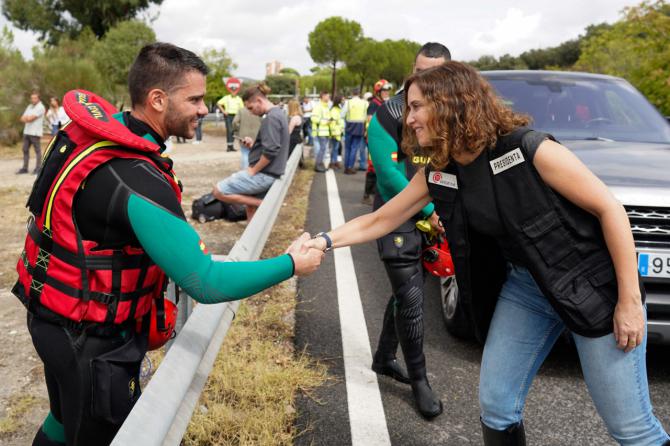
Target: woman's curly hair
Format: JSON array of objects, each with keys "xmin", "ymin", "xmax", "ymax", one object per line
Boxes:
[{"xmin": 402, "ymin": 61, "xmax": 530, "ymax": 170}]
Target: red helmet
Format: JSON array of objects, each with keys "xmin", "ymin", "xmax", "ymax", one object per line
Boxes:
[
  {"xmin": 373, "ymin": 79, "xmax": 391, "ymax": 94},
  {"xmin": 422, "ymin": 238, "xmax": 455, "ymax": 277},
  {"xmin": 147, "ymin": 298, "xmax": 178, "ymax": 350}
]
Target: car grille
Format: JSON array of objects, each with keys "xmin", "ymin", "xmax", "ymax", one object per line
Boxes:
[{"xmin": 626, "ymin": 206, "xmax": 670, "ymax": 250}]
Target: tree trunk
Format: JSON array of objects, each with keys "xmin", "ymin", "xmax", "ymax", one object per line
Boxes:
[{"xmin": 331, "ymin": 60, "xmax": 337, "ymax": 97}]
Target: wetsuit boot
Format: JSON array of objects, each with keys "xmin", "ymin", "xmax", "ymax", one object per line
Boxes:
[
  {"xmin": 481, "ymin": 419, "xmax": 526, "ymax": 446},
  {"xmin": 394, "ymin": 268, "xmax": 443, "ymax": 419},
  {"xmin": 372, "ymin": 297, "xmax": 410, "ymax": 384}
]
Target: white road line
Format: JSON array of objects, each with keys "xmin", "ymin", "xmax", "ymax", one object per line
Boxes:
[{"xmin": 325, "ymin": 169, "xmax": 391, "ymax": 446}]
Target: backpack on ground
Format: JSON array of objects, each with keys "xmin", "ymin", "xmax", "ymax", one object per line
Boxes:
[{"xmin": 191, "ymin": 193, "xmax": 246, "ymax": 223}]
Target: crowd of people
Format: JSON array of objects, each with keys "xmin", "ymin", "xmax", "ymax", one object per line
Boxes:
[{"xmin": 9, "ymin": 39, "xmax": 670, "ymax": 446}]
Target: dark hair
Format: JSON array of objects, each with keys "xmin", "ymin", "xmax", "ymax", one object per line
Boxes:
[
  {"xmin": 241, "ymin": 83, "xmax": 271, "ymax": 101},
  {"xmin": 416, "ymin": 42, "xmax": 451, "ymax": 61},
  {"xmin": 351, "ymin": 87, "xmax": 360, "ymax": 95},
  {"xmin": 402, "ymin": 61, "xmax": 529, "ymax": 170},
  {"xmin": 332, "ymin": 94, "xmax": 344, "ymax": 106},
  {"xmin": 128, "ymin": 42, "xmax": 209, "ymax": 107},
  {"xmin": 320, "ymin": 90, "xmax": 329, "ymax": 98}
]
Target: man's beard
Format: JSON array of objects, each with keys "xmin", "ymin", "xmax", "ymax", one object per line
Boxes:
[{"xmin": 165, "ymin": 104, "xmax": 195, "ymax": 139}]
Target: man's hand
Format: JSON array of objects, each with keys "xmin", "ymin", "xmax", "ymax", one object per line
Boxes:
[
  {"xmin": 242, "ymin": 136, "xmax": 254, "ymax": 148},
  {"xmin": 246, "ymin": 166, "xmax": 256, "ymax": 177},
  {"xmin": 429, "ymin": 211, "xmax": 445, "ymax": 235},
  {"xmin": 286, "ymin": 232, "xmax": 325, "ymax": 276}
]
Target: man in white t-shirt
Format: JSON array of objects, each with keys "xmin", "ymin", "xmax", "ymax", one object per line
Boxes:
[{"xmin": 19, "ymin": 92, "xmax": 46, "ymax": 174}]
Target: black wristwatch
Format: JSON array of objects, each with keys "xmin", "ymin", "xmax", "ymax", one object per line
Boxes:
[{"xmin": 314, "ymin": 232, "xmax": 333, "ymax": 252}]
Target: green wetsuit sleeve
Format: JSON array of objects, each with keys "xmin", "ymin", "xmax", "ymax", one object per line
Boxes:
[
  {"xmin": 127, "ymin": 194, "xmax": 294, "ymax": 303},
  {"xmin": 367, "ymin": 115, "xmax": 435, "ymax": 218}
]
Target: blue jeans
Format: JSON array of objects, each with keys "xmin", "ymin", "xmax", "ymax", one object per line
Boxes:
[
  {"xmin": 358, "ymin": 143, "xmax": 367, "ymax": 170},
  {"xmin": 345, "ymin": 134, "xmax": 364, "ymax": 169},
  {"xmin": 216, "ymin": 170, "xmax": 275, "ymax": 196},
  {"xmin": 329, "ymin": 138, "xmax": 340, "ymax": 163},
  {"xmin": 240, "ymin": 146, "xmax": 250, "ymax": 169},
  {"xmin": 479, "ymin": 265, "xmax": 669, "ymax": 445},
  {"xmin": 315, "ymin": 136, "xmax": 329, "ymax": 165}
]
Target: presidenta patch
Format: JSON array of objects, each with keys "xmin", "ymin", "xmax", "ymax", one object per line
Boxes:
[
  {"xmin": 428, "ymin": 171, "xmax": 458, "ymax": 189},
  {"xmin": 490, "ymin": 148, "xmax": 525, "ymax": 175}
]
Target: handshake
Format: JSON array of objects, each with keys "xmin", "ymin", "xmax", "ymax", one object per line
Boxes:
[{"xmin": 285, "ymin": 232, "xmax": 330, "ymax": 276}]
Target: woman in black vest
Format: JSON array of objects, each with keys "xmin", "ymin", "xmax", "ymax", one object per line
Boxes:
[{"xmin": 305, "ymin": 62, "xmax": 669, "ymax": 446}]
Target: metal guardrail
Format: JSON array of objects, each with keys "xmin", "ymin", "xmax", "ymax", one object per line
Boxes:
[{"xmin": 112, "ymin": 145, "xmax": 303, "ymax": 445}]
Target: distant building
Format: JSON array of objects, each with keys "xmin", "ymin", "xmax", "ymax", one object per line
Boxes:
[{"xmin": 266, "ymin": 60, "xmax": 283, "ymax": 76}]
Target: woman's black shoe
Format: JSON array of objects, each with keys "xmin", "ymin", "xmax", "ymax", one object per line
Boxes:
[
  {"xmin": 371, "ymin": 358, "xmax": 410, "ymax": 384},
  {"xmin": 411, "ymin": 378, "xmax": 443, "ymax": 419},
  {"xmin": 481, "ymin": 419, "xmax": 526, "ymax": 446}
]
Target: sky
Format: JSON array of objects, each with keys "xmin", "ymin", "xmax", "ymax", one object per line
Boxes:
[{"xmin": 1, "ymin": 0, "xmax": 642, "ymax": 79}]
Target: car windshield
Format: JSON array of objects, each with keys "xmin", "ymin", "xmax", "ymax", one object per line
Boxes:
[{"xmin": 485, "ymin": 75, "xmax": 670, "ymax": 144}]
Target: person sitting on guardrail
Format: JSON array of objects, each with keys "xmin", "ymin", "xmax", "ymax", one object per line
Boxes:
[
  {"xmin": 13, "ymin": 43, "xmax": 324, "ymax": 446},
  {"xmin": 304, "ymin": 62, "xmax": 669, "ymax": 446},
  {"xmin": 212, "ymin": 83, "xmax": 290, "ymax": 220}
]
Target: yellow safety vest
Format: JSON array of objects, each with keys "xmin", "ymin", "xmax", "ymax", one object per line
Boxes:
[
  {"xmin": 329, "ymin": 106, "xmax": 344, "ymax": 140},
  {"xmin": 345, "ymin": 96, "xmax": 367, "ymax": 122},
  {"xmin": 311, "ymin": 101, "xmax": 331, "ymax": 137},
  {"xmin": 217, "ymin": 95, "xmax": 244, "ymax": 115}
]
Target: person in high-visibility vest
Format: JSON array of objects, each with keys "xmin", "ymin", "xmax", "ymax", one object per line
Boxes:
[
  {"xmin": 311, "ymin": 91, "xmax": 331, "ymax": 172},
  {"xmin": 328, "ymin": 95, "xmax": 345, "ymax": 170},
  {"xmin": 217, "ymin": 88, "xmax": 244, "ymax": 152},
  {"xmin": 342, "ymin": 87, "xmax": 368, "ymax": 174}
]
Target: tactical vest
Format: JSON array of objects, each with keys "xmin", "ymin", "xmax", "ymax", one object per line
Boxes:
[
  {"xmin": 13, "ymin": 90, "xmax": 181, "ymax": 327},
  {"xmin": 426, "ymin": 128, "xmax": 644, "ymax": 342}
]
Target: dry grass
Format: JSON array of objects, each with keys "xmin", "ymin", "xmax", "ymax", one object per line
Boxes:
[
  {"xmin": 0, "ymin": 394, "xmax": 40, "ymax": 437},
  {"xmin": 183, "ymin": 166, "xmax": 329, "ymax": 446}
]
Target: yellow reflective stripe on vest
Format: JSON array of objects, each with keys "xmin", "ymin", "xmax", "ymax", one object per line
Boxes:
[{"xmin": 44, "ymin": 140, "xmax": 118, "ymax": 230}]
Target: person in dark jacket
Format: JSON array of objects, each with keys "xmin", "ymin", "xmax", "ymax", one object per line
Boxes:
[{"xmin": 304, "ymin": 62, "xmax": 669, "ymax": 446}]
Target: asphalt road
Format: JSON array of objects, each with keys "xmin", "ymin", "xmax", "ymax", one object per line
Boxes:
[{"xmin": 294, "ymin": 169, "xmax": 670, "ymax": 446}]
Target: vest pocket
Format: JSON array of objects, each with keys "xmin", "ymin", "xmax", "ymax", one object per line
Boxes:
[
  {"xmin": 559, "ymin": 275, "xmax": 614, "ymax": 328},
  {"xmin": 521, "ymin": 211, "xmax": 574, "ymax": 266}
]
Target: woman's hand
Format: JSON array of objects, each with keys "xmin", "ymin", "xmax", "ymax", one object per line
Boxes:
[
  {"xmin": 613, "ymin": 293, "xmax": 645, "ymax": 353},
  {"xmin": 428, "ymin": 211, "xmax": 444, "ymax": 235},
  {"xmin": 302, "ymin": 235, "xmax": 328, "ymax": 252}
]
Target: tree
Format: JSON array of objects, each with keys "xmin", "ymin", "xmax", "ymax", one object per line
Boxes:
[
  {"xmin": 345, "ymin": 38, "xmax": 388, "ymax": 90},
  {"xmin": 0, "ymin": 27, "xmax": 31, "ymax": 144},
  {"xmin": 575, "ymin": 1, "xmax": 670, "ymax": 114},
  {"xmin": 2, "ymin": 0, "xmax": 163, "ymax": 44},
  {"xmin": 307, "ymin": 16, "xmax": 362, "ymax": 95},
  {"xmin": 279, "ymin": 67, "xmax": 300, "ymax": 77},
  {"xmin": 200, "ymin": 48, "xmax": 236, "ymax": 108},
  {"xmin": 378, "ymin": 39, "xmax": 420, "ymax": 87},
  {"xmin": 91, "ymin": 20, "xmax": 156, "ymax": 106},
  {"xmin": 265, "ymin": 75, "xmax": 297, "ymax": 96}
]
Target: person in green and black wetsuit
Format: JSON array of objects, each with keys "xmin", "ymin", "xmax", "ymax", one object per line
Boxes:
[
  {"xmin": 366, "ymin": 42, "xmax": 451, "ymax": 419},
  {"xmin": 22, "ymin": 43, "xmax": 323, "ymax": 446}
]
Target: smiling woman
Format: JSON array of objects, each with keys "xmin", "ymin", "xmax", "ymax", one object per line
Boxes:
[{"xmin": 303, "ymin": 61, "xmax": 670, "ymax": 446}]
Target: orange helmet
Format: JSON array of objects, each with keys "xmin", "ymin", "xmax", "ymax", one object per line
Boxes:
[
  {"xmin": 147, "ymin": 298, "xmax": 178, "ymax": 350},
  {"xmin": 422, "ymin": 237, "xmax": 455, "ymax": 277},
  {"xmin": 373, "ymin": 79, "xmax": 392, "ymax": 94}
]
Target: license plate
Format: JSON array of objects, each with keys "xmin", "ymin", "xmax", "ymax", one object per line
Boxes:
[{"xmin": 638, "ymin": 252, "xmax": 670, "ymax": 278}]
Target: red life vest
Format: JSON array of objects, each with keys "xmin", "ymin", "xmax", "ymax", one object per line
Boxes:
[{"xmin": 14, "ymin": 89, "xmax": 181, "ymax": 326}]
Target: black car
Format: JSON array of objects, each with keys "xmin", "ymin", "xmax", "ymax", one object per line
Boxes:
[{"xmin": 441, "ymin": 70, "xmax": 670, "ymax": 344}]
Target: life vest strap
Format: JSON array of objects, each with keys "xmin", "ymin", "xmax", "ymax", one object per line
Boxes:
[{"xmin": 28, "ymin": 219, "xmax": 153, "ymax": 270}]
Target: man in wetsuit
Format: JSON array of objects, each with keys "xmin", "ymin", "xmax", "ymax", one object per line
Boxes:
[
  {"xmin": 14, "ymin": 43, "xmax": 323, "ymax": 446},
  {"xmin": 367, "ymin": 42, "xmax": 451, "ymax": 419}
]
